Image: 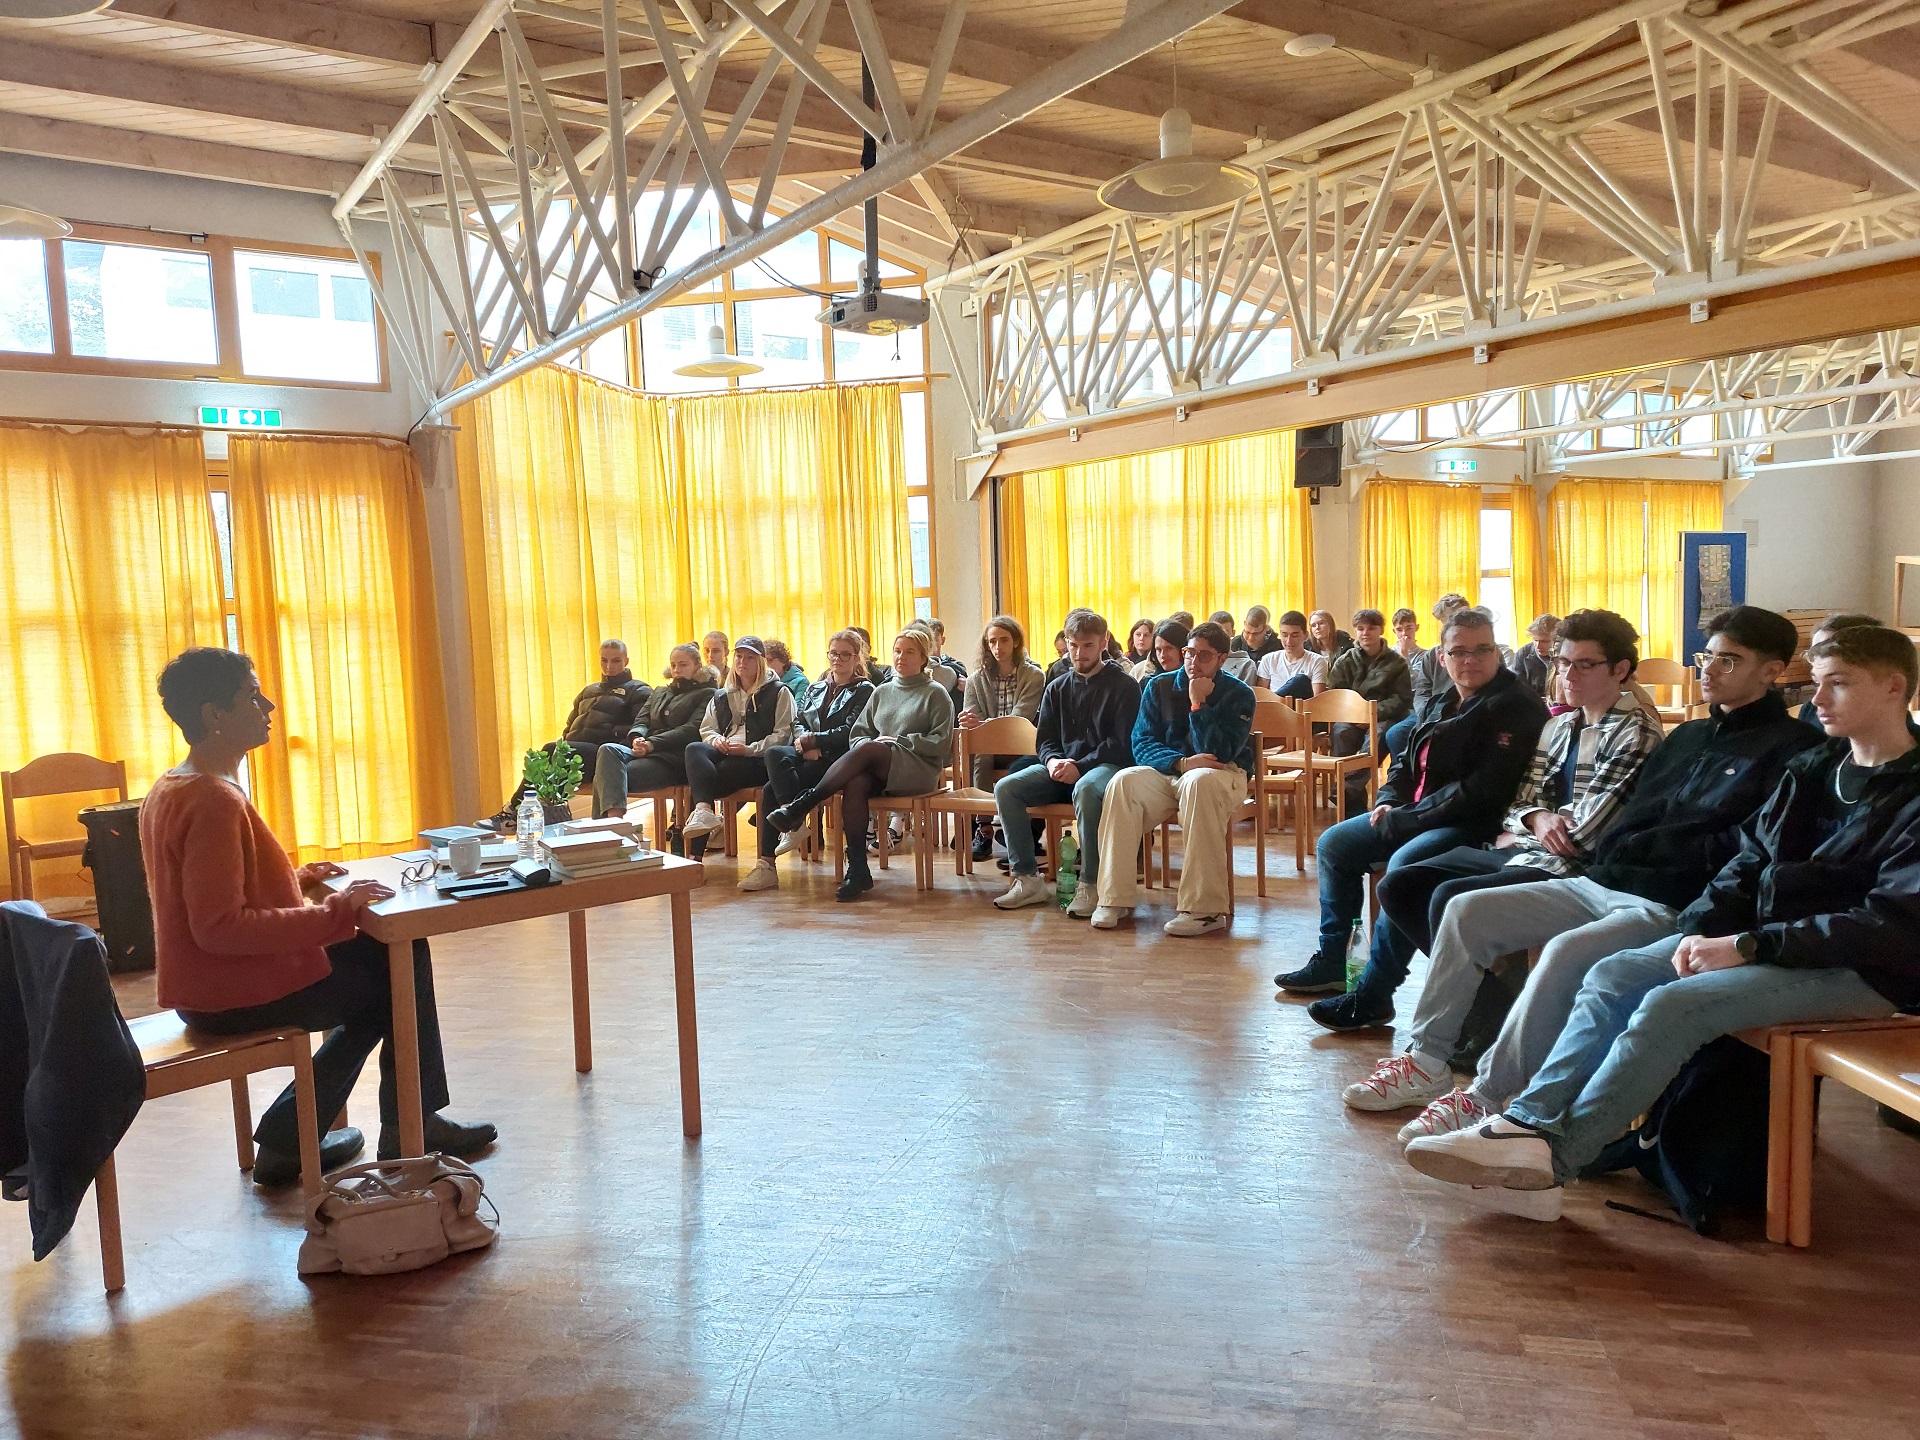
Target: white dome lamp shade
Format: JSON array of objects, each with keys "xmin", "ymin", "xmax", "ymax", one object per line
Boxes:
[
  {"xmin": 0, "ymin": 203, "xmax": 72, "ymax": 240},
  {"xmin": 672, "ymin": 323, "xmax": 762, "ymax": 379},
  {"xmin": 1096, "ymin": 108, "xmax": 1258, "ymax": 217},
  {"xmin": 0, "ymin": 0, "xmax": 115, "ymax": 15},
  {"xmin": 1283, "ymin": 32, "xmax": 1338, "ymax": 57}
]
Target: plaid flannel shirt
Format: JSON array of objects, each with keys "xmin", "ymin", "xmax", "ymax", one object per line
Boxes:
[{"xmin": 1503, "ymin": 691, "xmax": 1665, "ymax": 877}]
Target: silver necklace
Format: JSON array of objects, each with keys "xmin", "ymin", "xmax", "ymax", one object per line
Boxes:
[{"xmin": 1834, "ymin": 760, "xmax": 1873, "ymax": 806}]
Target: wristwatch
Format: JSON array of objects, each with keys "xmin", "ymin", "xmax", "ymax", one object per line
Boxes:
[{"xmin": 1734, "ymin": 932, "xmax": 1759, "ymax": 962}]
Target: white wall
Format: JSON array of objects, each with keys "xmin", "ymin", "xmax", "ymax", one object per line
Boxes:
[
  {"xmin": 1725, "ymin": 439, "xmax": 1878, "ymax": 616},
  {"xmin": 926, "ymin": 294, "xmax": 984, "ymax": 646},
  {"xmin": 0, "ymin": 153, "xmax": 420, "ymax": 435},
  {"xmin": 1870, "ymin": 434, "xmax": 1920, "ymax": 624}
]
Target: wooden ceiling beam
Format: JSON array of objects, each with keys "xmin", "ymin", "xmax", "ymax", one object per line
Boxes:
[
  {"xmin": 100, "ymin": 0, "xmax": 431, "ymax": 68},
  {"xmin": 1221, "ymin": 0, "xmax": 1493, "ymax": 75}
]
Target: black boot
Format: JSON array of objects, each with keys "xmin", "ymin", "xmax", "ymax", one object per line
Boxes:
[
  {"xmin": 836, "ymin": 856, "xmax": 874, "ymax": 902},
  {"xmin": 769, "ymin": 788, "xmax": 822, "ymax": 833}
]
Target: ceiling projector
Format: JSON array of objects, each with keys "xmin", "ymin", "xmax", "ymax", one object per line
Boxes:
[{"xmin": 820, "ymin": 289, "xmax": 930, "ymax": 336}]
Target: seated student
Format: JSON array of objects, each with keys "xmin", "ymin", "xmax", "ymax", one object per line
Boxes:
[
  {"xmin": 1325, "ymin": 608, "xmax": 1414, "ymax": 808},
  {"xmin": 848, "ymin": 626, "xmax": 892, "ymax": 686},
  {"xmin": 592, "ymin": 643, "xmax": 718, "ymax": 823},
  {"xmin": 767, "ymin": 628, "xmax": 955, "ymax": 901},
  {"xmin": 925, "ymin": 617, "xmax": 969, "ymax": 704},
  {"xmin": 1167, "ymin": 610, "xmax": 1196, "ymax": 632},
  {"xmin": 1385, "ymin": 593, "xmax": 1474, "ymax": 765},
  {"xmin": 1797, "ymin": 613, "xmax": 1880, "ymax": 726},
  {"xmin": 739, "ymin": 630, "xmax": 875, "ymax": 892},
  {"xmin": 701, "ymin": 630, "xmax": 731, "ymax": 688},
  {"xmin": 992, "ymin": 609, "xmax": 1140, "ymax": 916},
  {"xmin": 1512, "ymin": 614, "xmax": 1559, "ymax": 700},
  {"xmin": 1045, "ymin": 629, "xmax": 1071, "ymax": 683},
  {"xmin": 1233, "ymin": 606, "xmax": 1284, "ymax": 665},
  {"xmin": 1315, "ymin": 608, "xmax": 1663, "ymax": 1035},
  {"xmin": 1125, "ymin": 619, "xmax": 1157, "ymax": 667},
  {"xmin": 1392, "ymin": 608, "xmax": 1422, "ymax": 660},
  {"xmin": 486, "ymin": 639, "xmax": 650, "ymax": 829},
  {"xmin": 1407, "ymin": 624, "xmax": 1920, "ymax": 1219},
  {"xmin": 143, "ymin": 648, "xmax": 493, "ymax": 1185},
  {"xmin": 765, "ymin": 639, "xmax": 810, "ymax": 703},
  {"xmin": 1277, "ymin": 607, "xmax": 1548, "ymax": 995},
  {"xmin": 1205, "ymin": 611, "xmax": 1258, "ymax": 685},
  {"xmin": 1255, "ymin": 610, "xmax": 1327, "ymax": 699},
  {"xmin": 1130, "ymin": 619, "xmax": 1188, "ymax": 684},
  {"xmin": 1307, "ymin": 609, "xmax": 1354, "ymax": 661},
  {"xmin": 959, "ymin": 615, "xmax": 1048, "ymax": 859},
  {"xmin": 1366, "ymin": 605, "xmax": 1817, "ymax": 1130},
  {"xmin": 679, "ymin": 637, "xmax": 797, "ymax": 860},
  {"xmin": 1090, "ymin": 621, "xmax": 1255, "ymax": 939}
]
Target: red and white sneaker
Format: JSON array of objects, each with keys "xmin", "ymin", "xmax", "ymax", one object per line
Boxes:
[
  {"xmin": 1342, "ymin": 1053, "xmax": 1452, "ymax": 1113},
  {"xmin": 1397, "ymin": 1088, "xmax": 1493, "ymax": 1145}
]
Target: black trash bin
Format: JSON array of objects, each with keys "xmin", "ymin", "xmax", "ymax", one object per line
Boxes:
[{"xmin": 78, "ymin": 800, "xmax": 153, "ymax": 974}]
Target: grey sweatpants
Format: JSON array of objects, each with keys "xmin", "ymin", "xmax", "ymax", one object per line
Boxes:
[{"xmin": 1401, "ymin": 876, "xmax": 1679, "ymax": 1109}]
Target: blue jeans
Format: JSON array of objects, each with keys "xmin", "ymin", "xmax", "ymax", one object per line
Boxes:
[
  {"xmin": 1383, "ymin": 714, "xmax": 1416, "ymax": 769},
  {"xmin": 1315, "ymin": 815, "xmax": 1480, "ymax": 961},
  {"xmin": 995, "ymin": 758, "xmax": 1119, "ymax": 879},
  {"xmin": 1507, "ymin": 935, "xmax": 1894, "ymax": 1179}
]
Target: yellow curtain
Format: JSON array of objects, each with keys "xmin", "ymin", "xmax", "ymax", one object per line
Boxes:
[
  {"xmin": 1000, "ymin": 428, "xmax": 1313, "ymax": 643},
  {"xmin": 0, "ymin": 422, "xmax": 225, "ymax": 889},
  {"xmin": 675, "ymin": 382, "xmax": 914, "ymax": 670},
  {"xmin": 1548, "ymin": 479, "xmax": 1722, "ymax": 658},
  {"xmin": 1510, "ymin": 485, "xmax": 1548, "ymax": 632},
  {"xmin": 1358, "ymin": 480, "xmax": 1481, "ymax": 623},
  {"xmin": 228, "ymin": 436, "xmax": 454, "ymax": 862}
]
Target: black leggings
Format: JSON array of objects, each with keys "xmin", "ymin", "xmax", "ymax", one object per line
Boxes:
[
  {"xmin": 806, "ymin": 738, "xmax": 898, "ymax": 865},
  {"xmin": 684, "ymin": 742, "xmax": 768, "ymax": 807},
  {"xmin": 760, "ymin": 744, "xmax": 831, "ymax": 857}
]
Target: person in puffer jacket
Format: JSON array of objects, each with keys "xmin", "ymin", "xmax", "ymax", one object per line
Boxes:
[
  {"xmin": 592, "ymin": 644, "xmax": 717, "ymax": 820},
  {"xmin": 678, "ymin": 637, "xmax": 797, "ymax": 860},
  {"xmin": 488, "ymin": 640, "xmax": 650, "ymax": 828}
]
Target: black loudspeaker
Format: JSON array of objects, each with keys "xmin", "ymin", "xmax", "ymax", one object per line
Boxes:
[{"xmin": 1294, "ymin": 423, "xmax": 1343, "ymax": 489}]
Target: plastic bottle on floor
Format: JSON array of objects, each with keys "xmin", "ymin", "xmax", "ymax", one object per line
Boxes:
[
  {"xmin": 1345, "ymin": 919, "xmax": 1366, "ymax": 992},
  {"xmin": 1055, "ymin": 831, "xmax": 1079, "ymax": 909}
]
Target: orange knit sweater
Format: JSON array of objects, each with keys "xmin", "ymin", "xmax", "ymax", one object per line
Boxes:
[{"xmin": 140, "ymin": 771, "xmax": 358, "ymax": 1012}]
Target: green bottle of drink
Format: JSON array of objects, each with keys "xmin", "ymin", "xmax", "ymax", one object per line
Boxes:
[
  {"xmin": 1345, "ymin": 920, "xmax": 1366, "ymax": 992},
  {"xmin": 1056, "ymin": 830, "xmax": 1080, "ymax": 909}
]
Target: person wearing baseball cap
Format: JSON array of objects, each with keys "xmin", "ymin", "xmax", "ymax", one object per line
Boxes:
[{"xmin": 679, "ymin": 636, "xmax": 797, "ymax": 859}]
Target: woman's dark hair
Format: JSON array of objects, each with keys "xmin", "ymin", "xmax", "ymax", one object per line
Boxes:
[
  {"xmin": 158, "ymin": 647, "xmax": 256, "ymax": 742},
  {"xmin": 1277, "ymin": 610, "xmax": 1309, "ymax": 631},
  {"xmin": 1150, "ymin": 619, "xmax": 1190, "ymax": 672},
  {"xmin": 1703, "ymin": 605, "xmax": 1800, "ymax": 665},
  {"xmin": 1555, "ymin": 608, "xmax": 1640, "ymax": 673},
  {"xmin": 1127, "ymin": 618, "xmax": 1156, "ymax": 661},
  {"xmin": 977, "ymin": 614, "xmax": 1028, "ymax": 675}
]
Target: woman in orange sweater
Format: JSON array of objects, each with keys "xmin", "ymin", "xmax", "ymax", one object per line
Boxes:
[{"xmin": 140, "ymin": 648, "xmax": 494, "ymax": 1186}]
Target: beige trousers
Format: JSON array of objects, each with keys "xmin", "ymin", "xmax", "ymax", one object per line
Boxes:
[{"xmin": 1095, "ymin": 764, "xmax": 1247, "ymax": 917}]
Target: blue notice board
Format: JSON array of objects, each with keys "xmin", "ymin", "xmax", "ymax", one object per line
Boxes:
[{"xmin": 1680, "ymin": 530, "xmax": 1748, "ymax": 662}]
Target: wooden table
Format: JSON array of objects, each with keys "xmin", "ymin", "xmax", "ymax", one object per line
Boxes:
[{"xmin": 332, "ymin": 853, "xmax": 707, "ymax": 1156}]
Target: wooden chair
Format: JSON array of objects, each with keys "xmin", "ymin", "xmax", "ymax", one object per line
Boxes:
[
  {"xmin": 96, "ymin": 1012, "xmax": 324, "ymax": 1291},
  {"xmin": 616, "ymin": 783, "xmax": 686, "ymax": 851},
  {"xmin": 3, "ymin": 753, "xmax": 127, "ymax": 917},
  {"xmin": 716, "ymin": 785, "xmax": 764, "ymax": 858},
  {"xmin": 1251, "ymin": 700, "xmax": 1312, "ymax": 873},
  {"xmin": 1298, "ymin": 690, "xmax": 1381, "ymax": 823},
  {"xmin": 926, "ymin": 718, "xmax": 1079, "ymax": 882},
  {"xmin": 1635, "ymin": 657, "xmax": 1694, "ymax": 729}
]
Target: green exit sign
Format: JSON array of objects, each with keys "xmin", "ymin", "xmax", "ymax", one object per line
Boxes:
[
  {"xmin": 1434, "ymin": 457, "xmax": 1477, "ymax": 475},
  {"xmin": 199, "ymin": 406, "xmax": 282, "ymax": 428}
]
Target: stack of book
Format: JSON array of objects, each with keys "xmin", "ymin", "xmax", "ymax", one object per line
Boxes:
[{"xmin": 541, "ymin": 829, "xmax": 664, "ymax": 881}]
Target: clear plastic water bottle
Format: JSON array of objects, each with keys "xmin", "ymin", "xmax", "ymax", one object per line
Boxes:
[
  {"xmin": 516, "ymin": 791, "xmax": 544, "ymax": 860},
  {"xmin": 1345, "ymin": 919, "xmax": 1366, "ymax": 992},
  {"xmin": 1055, "ymin": 830, "xmax": 1080, "ymax": 909}
]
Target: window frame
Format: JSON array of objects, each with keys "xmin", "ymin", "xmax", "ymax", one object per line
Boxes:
[{"xmin": 0, "ymin": 222, "xmax": 389, "ymax": 392}]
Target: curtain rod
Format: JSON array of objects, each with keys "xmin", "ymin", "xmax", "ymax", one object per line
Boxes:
[{"xmin": 0, "ymin": 414, "xmax": 410, "ymax": 443}]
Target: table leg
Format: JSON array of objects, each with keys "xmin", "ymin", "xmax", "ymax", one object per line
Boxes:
[
  {"xmin": 670, "ymin": 889, "xmax": 702, "ymax": 1139},
  {"xmin": 388, "ymin": 937, "xmax": 425, "ymax": 1158},
  {"xmin": 570, "ymin": 909, "xmax": 592, "ymax": 1074}
]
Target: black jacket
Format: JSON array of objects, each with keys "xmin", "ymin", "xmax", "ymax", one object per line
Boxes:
[
  {"xmin": 1585, "ymin": 692, "xmax": 1824, "ymax": 910},
  {"xmin": 561, "ymin": 670, "xmax": 651, "ymax": 747},
  {"xmin": 1680, "ymin": 740, "xmax": 1920, "ymax": 1009},
  {"xmin": 796, "ymin": 676, "xmax": 875, "ymax": 762},
  {"xmin": 1, "ymin": 902, "xmax": 145, "ymax": 1260},
  {"xmin": 1232, "ymin": 633, "xmax": 1284, "ymax": 663},
  {"xmin": 1376, "ymin": 665, "xmax": 1549, "ymax": 845},
  {"xmin": 1037, "ymin": 659, "xmax": 1141, "ymax": 771},
  {"xmin": 1512, "ymin": 645, "xmax": 1553, "ymax": 700},
  {"xmin": 629, "ymin": 677, "xmax": 715, "ymax": 756}
]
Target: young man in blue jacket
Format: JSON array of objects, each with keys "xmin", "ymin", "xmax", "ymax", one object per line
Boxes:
[
  {"xmin": 1090, "ymin": 621, "xmax": 1256, "ymax": 938},
  {"xmin": 993, "ymin": 608, "xmax": 1140, "ymax": 916}
]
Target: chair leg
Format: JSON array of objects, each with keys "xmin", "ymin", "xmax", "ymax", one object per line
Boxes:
[
  {"xmin": 289, "ymin": 1038, "xmax": 324, "ymax": 1202},
  {"xmin": 1788, "ymin": 1034, "xmax": 1818, "ymax": 1248},
  {"xmin": 95, "ymin": 1154, "xmax": 124, "ymax": 1293},
  {"xmin": 1765, "ymin": 1033, "xmax": 1794, "ymax": 1244},
  {"xmin": 230, "ymin": 1077, "xmax": 254, "ymax": 1171}
]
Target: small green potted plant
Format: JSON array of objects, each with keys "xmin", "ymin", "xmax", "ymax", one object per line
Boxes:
[{"xmin": 520, "ymin": 746, "xmax": 585, "ymax": 827}]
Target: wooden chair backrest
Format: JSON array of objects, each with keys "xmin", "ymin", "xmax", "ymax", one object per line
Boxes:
[
  {"xmin": 1302, "ymin": 688, "xmax": 1378, "ymax": 729},
  {"xmin": 1251, "ymin": 698, "xmax": 1309, "ymax": 750},
  {"xmin": 5, "ymin": 752, "xmax": 127, "ymax": 802},
  {"xmin": 1634, "ymin": 657, "xmax": 1692, "ymax": 705},
  {"xmin": 954, "ymin": 716, "xmax": 1039, "ymax": 784}
]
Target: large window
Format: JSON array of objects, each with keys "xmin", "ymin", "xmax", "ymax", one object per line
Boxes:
[
  {"xmin": 0, "ymin": 224, "xmax": 387, "ymax": 389},
  {"xmin": 552, "ymin": 198, "xmax": 938, "ymax": 617},
  {"xmin": 1478, "ymin": 494, "xmax": 1515, "ymax": 642}
]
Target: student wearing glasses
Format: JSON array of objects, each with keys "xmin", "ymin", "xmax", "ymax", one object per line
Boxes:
[
  {"xmin": 1312, "ymin": 609, "xmax": 1664, "ymax": 1037},
  {"xmin": 1277, "ymin": 607, "xmax": 1548, "ymax": 996},
  {"xmin": 1376, "ymin": 607, "xmax": 1816, "ymax": 1156}
]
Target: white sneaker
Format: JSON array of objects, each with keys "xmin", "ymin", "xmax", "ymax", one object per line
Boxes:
[
  {"xmin": 1398, "ymin": 1088, "xmax": 1494, "ymax": 1145},
  {"xmin": 1343, "ymin": 1053, "xmax": 1452, "ymax": 1113},
  {"xmin": 1089, "ymin": 905, "xmax": 1131, "ymax": 930},
  {"xmin": 737, "ymin": 860, "xmax": 778, "ymax": 892},
  {"xmin": 993, "ymin": 873, "xmax": 1053, "ymax": 910},
  {"xmin": 775, "ymin": 830, "xmax": 801, "ymax": 858},
  {"xmin": 681, "ymin": 805, "xmax": 724, "ymax": 838},
  {"xmin": 1163, "ymin": 912, "xmax": 1229, "ymax": 938},
  {"xmin": 1458, "ymin": 1184, "xmax": 1563, "ymax": 1222},
  {"xmin": 1066, "ymin": 882, "xmax": 1097, "ymax": 918},
  {"xmin": 1405, "ymin": 1116, "xmax": 1556, "ymax": 1191}
]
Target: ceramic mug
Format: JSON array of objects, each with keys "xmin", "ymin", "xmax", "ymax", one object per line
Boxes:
[{"xmin": 448, "ymin": 837, "xmax": 483, "ymax": 876}]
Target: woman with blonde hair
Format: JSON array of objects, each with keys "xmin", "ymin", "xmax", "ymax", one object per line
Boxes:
[
  {"xmin": 767, "ymin": 627, "xmax": 955, "ymax": 900},
  {"xmin": 679, "ymin": 636, "xmax": 796, "ymax": 860}
]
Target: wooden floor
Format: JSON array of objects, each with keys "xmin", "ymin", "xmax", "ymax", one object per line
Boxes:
[{"xmin": 6, "ymin": 837, "xmax": 1920, "ymax": 1439}]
